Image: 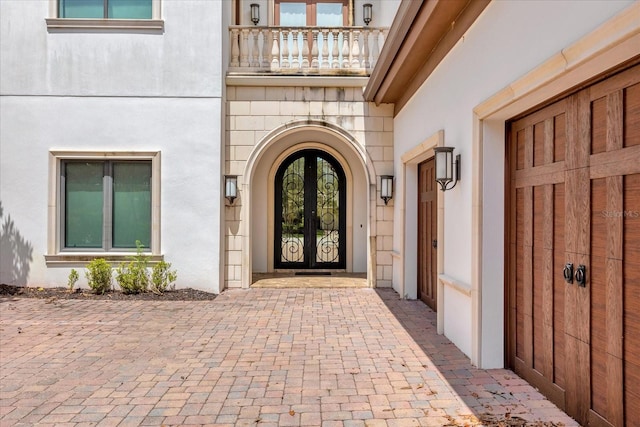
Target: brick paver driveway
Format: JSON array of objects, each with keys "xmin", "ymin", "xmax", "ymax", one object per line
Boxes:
[{"xmin": 0, "ymin": 288, "xmax": 577, "ymax": 426}]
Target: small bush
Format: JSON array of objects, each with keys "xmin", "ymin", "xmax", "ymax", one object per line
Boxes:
[
  {"xmin": 116, "ymin": 240, "xmax": 149, "ymax": 294},
  {"xmin": 150, "ymin": 261, "xmax": 177, "ymax": 295},
  {"xmin": 85, "ymin": 259, "xmax": 112, "ymax": 294},
  {"xmin": 67, "ymin": 269, "xmax": 79, "ymax": 291}
]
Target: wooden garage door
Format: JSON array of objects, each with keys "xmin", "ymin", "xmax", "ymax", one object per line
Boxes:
[
  {"xmin": 418, "ymin": 158, "xmax": 437, "ymax": 311},
  {"xmin": 507, "ymin": 63, "xmax": 640, "ymax": 427}
]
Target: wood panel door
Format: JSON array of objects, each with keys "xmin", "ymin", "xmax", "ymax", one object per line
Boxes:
[
  {"xmin": 418, "ymin": 158, "xmax": 437, "ymax": 311},
  {"xmin": 507, "ymin": 63, "xmax": 640, "ymax": 427}
]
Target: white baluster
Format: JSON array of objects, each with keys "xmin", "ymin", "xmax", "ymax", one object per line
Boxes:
[
  {"xmin": 240, "ymin": 28, "xmax": 250, "ymax": 67},
  {"xmin": 301, "ymin": 29, "xmax": 310, "ymax": 69},
  {"xmin": 372, "ymin": 29, "xmax": 380, "ymax": 68},
  {"xmin": 362, "ymin": 28, "xmax": 370, "ymax": 69},
  {"xmin": 341, "ymin": 30, "xmax": 350, "ymax": 68},
  {"xmin": 271, "ymin": 29, "xmax": 280, "ymax": 71},
  {"xmin": 291, "ymin": 29, "xmax": 300, "ymax": 69},
  {"xmin": 350, "ymin": 30, "xmax": 360, "ymax": 68},
  {"xmin": 331, "ymin": 30, "xmax": 339, "ymax": 69},
  {"xmin": 311, "ymin": 30, "xmax": 319, "ymax": 69},
  {"xmin": 251, "ymin": 28, "xmax": 260, "ymax": 67},
  {"xmin": 263, "ymin": 29, "xmax": 272, "ymax": 68},
  {"xmin": 281, "ymin": 30, "xmax": 290, "ymax": 68},
  {"xmin": 231, "ymin": 28, "xmax": 240, "ymax": 68},
  {"xmin": 321, "ymin": 29, "xmax": 329, "ymax": 69}
]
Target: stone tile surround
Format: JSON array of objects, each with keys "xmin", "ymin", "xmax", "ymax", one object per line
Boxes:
[{"xmin": 225, "ymin": 85, "xmax": 395, "ymax": 289}]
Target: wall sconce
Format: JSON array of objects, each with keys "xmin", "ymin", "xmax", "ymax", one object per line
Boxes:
[
  {"xmin": 434, "ymin": 147, "xmax": 461, "ymax": 191},
  {"xmin": 225, "ymin": 175, "xmax": 238, "ymax": 204},
  {"xmin": 363, "ymin": 3, "xmax": 372, "ymax": 26},
  {"xmin": 250, "ymin": 3, "xmax": 260, "ymax": 25},
  {"xmin": 380, "ymin": 175, "xmax": 393, "ymax": 205}
]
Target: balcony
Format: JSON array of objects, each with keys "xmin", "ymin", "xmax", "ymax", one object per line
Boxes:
[{"xmin": 228, "ymin": 26, "xmax": 388, "ymax": 76}]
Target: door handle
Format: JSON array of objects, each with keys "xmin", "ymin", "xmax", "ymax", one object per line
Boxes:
[
  {"xmin": 575, "ymin": 265, "xmax": 587, "ymax": 287},
  {"xmin": 432, "ymin": 240, "xmax": 437, "ymax": 249},
  {"xmin": 563, "ymin": 263, "xmax": 573, "ymax": 284}
]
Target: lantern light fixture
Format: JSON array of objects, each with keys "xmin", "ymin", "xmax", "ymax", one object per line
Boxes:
[
  {"xmin": 380, "ymin": 175, "xmax": 393, "ymax": 205},
  {"xmin": 250, "ymin": 3, "xmax": 260, "ymax": 25},
  {"xmin": 225, "ymin": 175, "xmax": 238, "ymax": 204},
  {"xmin": 363, "ymin": 3, "xmax": 372, "ymax": 26},
  {"xmin": 434, "ymin": 147, "xmax": 461, "ymax": 191}
]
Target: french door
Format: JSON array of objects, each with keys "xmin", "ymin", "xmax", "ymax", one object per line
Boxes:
[
  {"xmin": 275, "ymin": 0, "xmax": 348, "ymax": 26},
  {"xmin": 275, "ymin": 150, "xmax": 346, "ymax": 269}
]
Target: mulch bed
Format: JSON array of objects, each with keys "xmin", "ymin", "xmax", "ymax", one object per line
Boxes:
[{"xmin": 0, "ymin": 284, "xmax": 217, "ymax": 301}]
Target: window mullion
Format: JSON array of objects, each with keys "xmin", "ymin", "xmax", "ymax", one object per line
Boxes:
[
  {"xmin": 103, "ymin": 161, "xmax": 113, "ymax": 251},
  {"xmin": 60, "ymin": 163, "xmax": 67, "ymax": 251},
  {"xmin": 104, "ymin": 0, "xmax": 109, "ymax": 18}
]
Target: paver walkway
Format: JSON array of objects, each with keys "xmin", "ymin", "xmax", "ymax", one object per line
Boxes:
[{"xmin": 0, "ymin": 288, "xmax": 578, "ymax": 426}]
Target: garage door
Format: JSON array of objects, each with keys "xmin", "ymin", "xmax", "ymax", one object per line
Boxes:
[{"xmin": 507, "ymin": 63, "xmax": 639, "ymax": 426}]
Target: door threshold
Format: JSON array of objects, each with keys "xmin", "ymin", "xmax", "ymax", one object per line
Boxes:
[{"xmin": 295, "ymin": 271, "xmax": 332, "ymax": 276}]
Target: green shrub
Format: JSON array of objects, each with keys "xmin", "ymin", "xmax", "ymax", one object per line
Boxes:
[
  {"xmin": 85, "ymin": 259, "xmax": 112, "ymax": 294},
  {"xmin": 67, "ymin": 269, "xmax": 79, "ymax": 292},
  {"xmin": 116, "ymin": 240, "xmax": 149, "ymax": 294},
  {"xmin": 150, "ymin": 261, "xmax": 177, "ymax": 295}
]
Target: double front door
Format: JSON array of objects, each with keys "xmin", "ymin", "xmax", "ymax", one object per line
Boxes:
[
  {"xmin": 275, "ymin": 150, "xmax": 346, "ymax": 269},
  {"xmin": 508, "ymin": 63, "xmax": 640, "ymax": 426}
]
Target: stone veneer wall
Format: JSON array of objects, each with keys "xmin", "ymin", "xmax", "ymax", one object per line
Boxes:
[{"xmin": 225, "ymin": 85, "xmax": 394, "ymax": 288}]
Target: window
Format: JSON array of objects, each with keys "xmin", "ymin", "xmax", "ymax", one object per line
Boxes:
[
  {"xmin": 63, "ymin": 160, "xmax": 151, "ymax": 250},
  {"xmin": 58, "ymin": 0, "xmax": 152, "ymax": 19},
  {"xmin": 275, "ymin": 0, "xmax": 348, "ymax": 26},
  {"xmin": 47, "ymin": 151, "xmax": 161, "ymax": 261}
]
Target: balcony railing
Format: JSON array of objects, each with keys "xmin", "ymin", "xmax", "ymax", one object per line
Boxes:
[{"xmin": 229, "ymin": 26, "xmax": 388, "ymax": 75}]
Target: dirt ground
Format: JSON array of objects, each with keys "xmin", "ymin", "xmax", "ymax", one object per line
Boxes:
[{"xmin": 0, "ymin": 284, "xmax": 217, "ymax": 301}]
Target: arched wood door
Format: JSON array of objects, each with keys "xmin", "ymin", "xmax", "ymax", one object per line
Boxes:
[{"xmin": 275, "ymin": 150, "xmax": 346, "ymax": 269}]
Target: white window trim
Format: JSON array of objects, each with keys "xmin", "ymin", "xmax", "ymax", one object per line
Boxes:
[
  {"xmin": 47, "ymin": 0, "xmax": 163, "ymax": 31},
  {"xmin": 46, "ymin": 150, "xmax": 162, "ymax": 265}
]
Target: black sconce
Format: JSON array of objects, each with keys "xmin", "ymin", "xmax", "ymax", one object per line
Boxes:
[
  {"xmin": 250, "ymin": 3, "xmax": 260, "ymax": 25},
  {"xmin": 434, "ymin": 147, "xmax": 460, "ymax": 191},
  {"xmin": 225, "ymin": 175, "xmax": 238, "ymax": 204},
  {"xmin": 363, "ymin": 3, "xmax": 372, "ymax": 26},
  {"xmin": 380, "ymin": 175, "xmax": 393, "ymax": 205}
]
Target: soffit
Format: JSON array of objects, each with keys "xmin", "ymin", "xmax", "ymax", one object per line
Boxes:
[{"xmin": 364, "ymin": 0, "xmax": 490, "ymax": 115}]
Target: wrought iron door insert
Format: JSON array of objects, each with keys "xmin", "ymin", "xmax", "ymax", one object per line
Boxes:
[{"xmin": 275, "ymin": 150, "xmax": 346, "ymax": 269}]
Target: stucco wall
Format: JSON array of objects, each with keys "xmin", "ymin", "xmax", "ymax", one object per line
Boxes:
[
  {"xmin": 0, "ymin": 0, "xmax": 228, "ymax": 292},
  {"xmin": 226, "ymin": 85, "xmax": 394, "ymax": 288},
  {"xmin": 0, "ymin": 0, "xmax": 223, "ymax": 97},
  {"xmin": 392, "ymin": 0, "xmax": 635, "ymax": 365}
]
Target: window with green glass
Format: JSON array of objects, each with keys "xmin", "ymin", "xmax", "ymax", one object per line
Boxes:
[
  {"xmin": 63, "ymin": 160, "xmax": 151, "ymax": 250},
  {"xmin": 58, "ymin": 0, "xmax": 152, "ymax": 19}
]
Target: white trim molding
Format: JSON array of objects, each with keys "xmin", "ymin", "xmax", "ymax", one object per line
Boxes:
[
  {"xmin": 47, "ymin": 0, "xmax": 163, "ymax": 31},
  {"xmin": 46, "ymin": 150, "xmax": 162, "ymax": 266},
  {"xmin": 46, "ymin": 18, "xmax": 164, "ymax": 31},
  {"xmin": 398, "ymin": 129, "xmax": 445, "ymax": 333}
]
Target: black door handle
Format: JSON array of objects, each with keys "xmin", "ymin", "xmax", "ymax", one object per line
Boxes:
[
  {"xmin": 575, "ymin": 265, "xmax": 587, "ymax": 287},
  {"xmin": 432, "ymin": 240, "xmax": 437, "ymax": 249},
  {"xmin": 563, "ymin": 263, "xmax": 573, "ymax": 284}
]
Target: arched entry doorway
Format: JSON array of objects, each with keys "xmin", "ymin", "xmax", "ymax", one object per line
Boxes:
[
  {"xmin": 239, "ymin": 120, "xmax": 379, "ymax": 289},
  {"xmin": 274, "ymin": 149, "xmax": 346, "ymax": 269}
]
